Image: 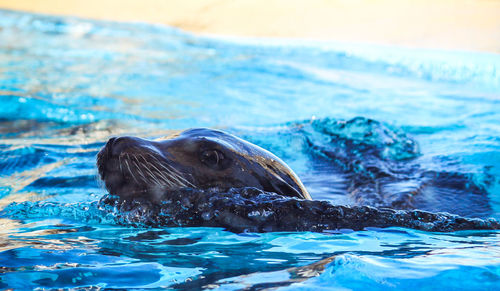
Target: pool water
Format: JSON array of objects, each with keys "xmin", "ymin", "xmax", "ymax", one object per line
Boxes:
[{"xmin": 0, "ymin": 9, "xmax": 499, "ymax": 290}]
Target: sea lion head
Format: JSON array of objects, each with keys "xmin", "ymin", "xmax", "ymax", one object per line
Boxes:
[{"xmin": 97, "ymin": 128, "xmax": 311, "ymax": 201}]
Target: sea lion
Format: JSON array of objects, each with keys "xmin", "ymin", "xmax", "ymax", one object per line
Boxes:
[
  {"xmin": 97, "ymin": 128, "xmax": 311, "ymax": 201},
  {"xmin": 95, "ymin": 128, "xmax": 500, "ymax": 233}
]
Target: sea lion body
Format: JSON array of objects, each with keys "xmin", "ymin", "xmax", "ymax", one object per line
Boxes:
[
  {"xmin": 96, "ymin": 128, "xmax": 500, "ymax": 233},
  {"xmin": 97, "ymin": 128, "xmax": 311, "ymax": 201}
]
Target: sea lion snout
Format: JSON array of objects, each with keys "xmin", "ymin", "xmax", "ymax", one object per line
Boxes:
[
  {"xmin": 98, "ymin": 136, "xmax": 139, "ymax": 178},
  {"xmin": 106, "ymin": 136, "xmax": 151, "ymax": 157},
  {"xmin": 97, "ymin": 135, "xmax": 196, "ymax": 200}
]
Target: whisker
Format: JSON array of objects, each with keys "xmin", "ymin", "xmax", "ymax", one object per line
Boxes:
[
  {"xmin": 134, "ymin": 156, "xmax": 162, "ymax": 185},
  {"xmin": 132, "ymin": 156, "xmax": 160, "ymax": 185},
  {"xmin": 139, "ymin": 156, "xmax": 177, "ymax": 187},
  {"xmin": 168, "ymin": 170, "xmax": 189, "ymax": 187},
  {"xmin": 147, "ymin": 154, "xmax": 194, "ymax": 187},
  {"xmin": 145, "ymin": 154, "xmax": 189, "ymax": 187},
  {"xmin": 118, "ymin": 154, "xmax": 123, "ymax": 173},
  {"xmin": 124, "ymin": 155, "xmax": 139, "ymax": 184},
  {"xmin": 117, "ymin": 152, "xmax": 195, "ymax": 189},
  {"xmin": 131, "ymin": 159, "xmax": 148, "ymax": 184},
  {"xmin": 139, "ymin": 155, "xmax": 173, "ymax": 186}
]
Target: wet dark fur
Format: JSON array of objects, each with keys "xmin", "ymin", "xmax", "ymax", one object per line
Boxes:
[
  {"xmin": 97, "ymin": 127, "xmax": 499, "ymax": 232},
  {"xmin": 100, "ymin": 188, "xmax": 499, "ymax": 232},
  {"xmin": 297, "ymin": 117, "xmax": 493, "ymax": 217},
  {"xmin": 97, "ymin": 128, "xmax": 310, "ymax": 202}
]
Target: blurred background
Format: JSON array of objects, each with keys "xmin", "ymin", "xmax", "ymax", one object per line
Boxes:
[{"xmin": 1, "ymin": 0, "xmax": 499, "ymax": 53}]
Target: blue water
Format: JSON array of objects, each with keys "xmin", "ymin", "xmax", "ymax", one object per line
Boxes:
[{"xmin": 1, "ymin": 9, "xmax": 500, "ymax": 290}]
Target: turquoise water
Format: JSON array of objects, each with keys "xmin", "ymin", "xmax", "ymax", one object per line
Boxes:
[{"xmin": 1, "ymin": 9, "xmax": 500, "ymax": 289}]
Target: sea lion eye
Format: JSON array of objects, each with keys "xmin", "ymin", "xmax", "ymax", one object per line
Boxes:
[{"xmin": 200, "ymin": 149, "xmax": 224, "ymax": 168}]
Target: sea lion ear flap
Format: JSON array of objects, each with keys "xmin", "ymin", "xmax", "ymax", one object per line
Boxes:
[{"xmin": 268, "ymin": 174, "xmax": 308, "ymax": 200}]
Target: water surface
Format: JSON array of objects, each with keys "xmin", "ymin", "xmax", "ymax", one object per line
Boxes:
[{"xmin": 0, "ymin": 10, "xmax": 499, "ymax": 290}]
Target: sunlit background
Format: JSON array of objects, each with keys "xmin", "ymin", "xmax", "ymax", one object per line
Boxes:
[{"xmin": 1, "ymin": 0, "xmax": 499, "ymax": 52}]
